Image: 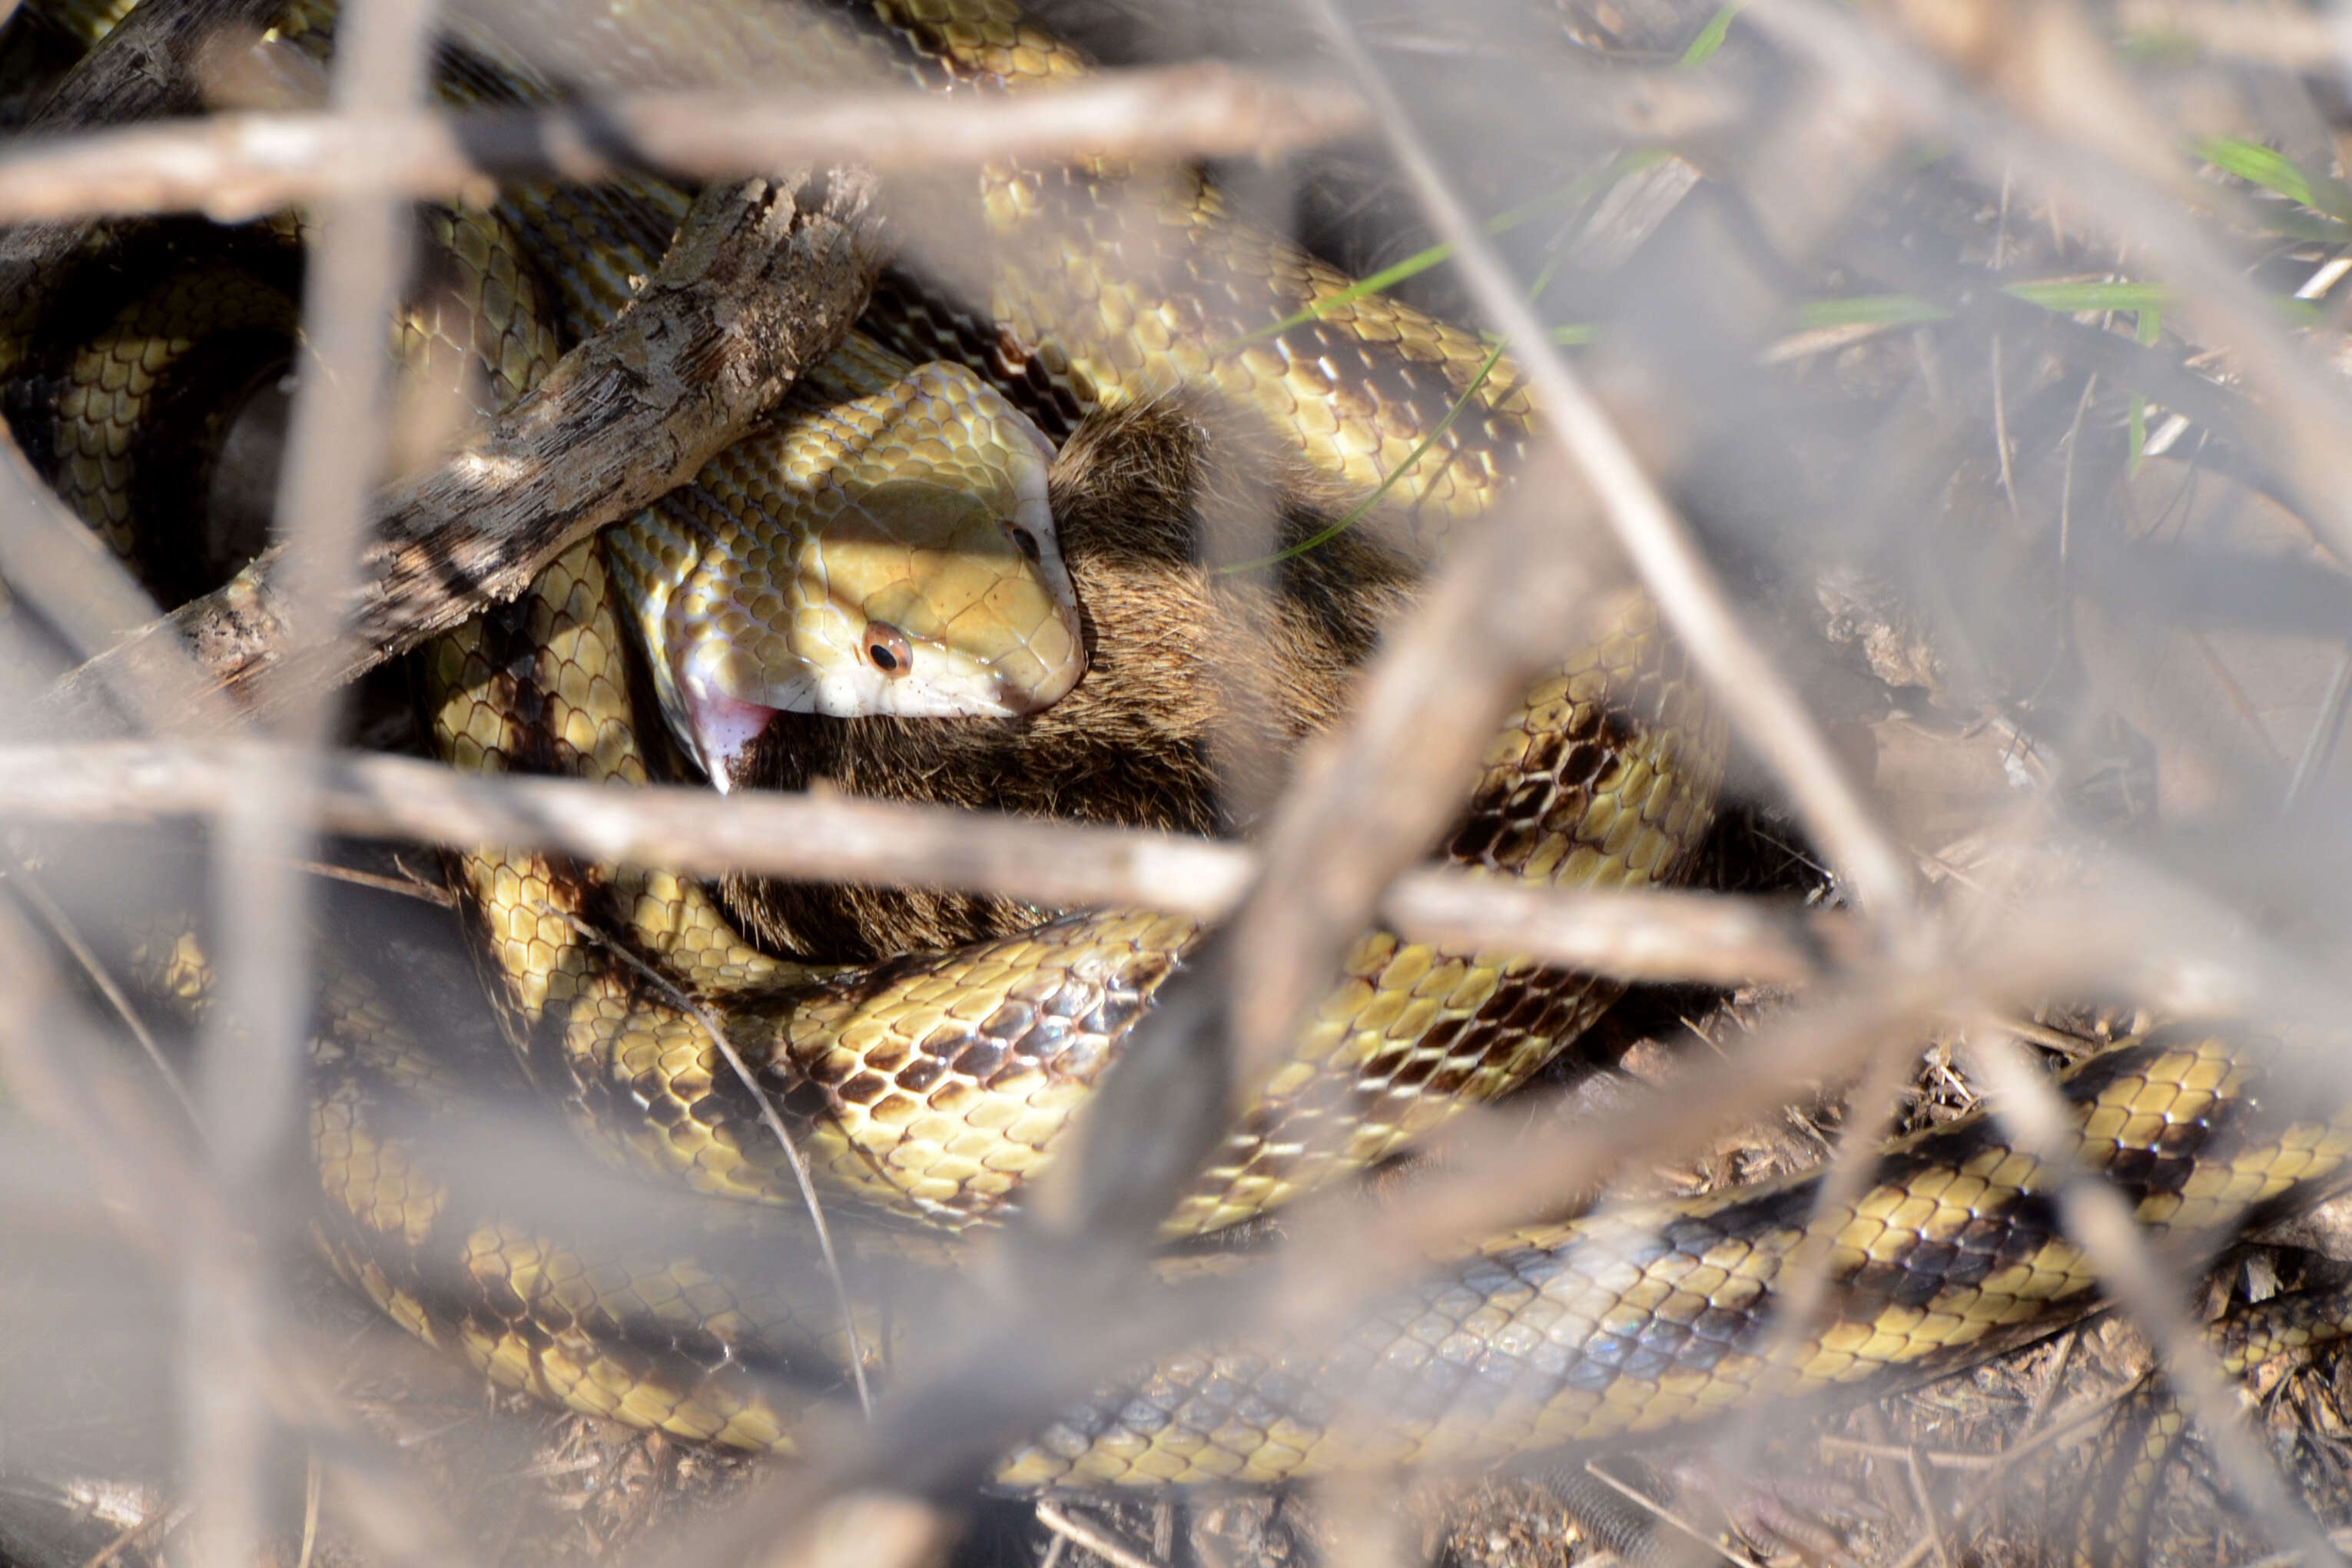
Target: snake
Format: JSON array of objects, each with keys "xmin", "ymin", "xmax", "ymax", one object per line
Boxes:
[{"xmin": 12, "ymin": 0, "xmax": 2352, "ymax": 1546}]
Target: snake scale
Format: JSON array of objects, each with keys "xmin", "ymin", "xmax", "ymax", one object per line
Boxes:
[{"xmin": 12, "ymin": 0, "xmax": 2352, "ymax": 1541}]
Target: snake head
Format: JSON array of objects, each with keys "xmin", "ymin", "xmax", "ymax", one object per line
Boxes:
[{"xmin": 611, "ymin": 363, "xmax": 1086, "ymax": 790}]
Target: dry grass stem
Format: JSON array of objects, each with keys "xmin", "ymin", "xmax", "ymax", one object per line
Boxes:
[
  {"xmin": 0, "ymin": 897, "xmax": 481, "ymax": 1568},
  {"xmin": 1749, "ymin": 0, "xmax": 2352, "ymax": 575},
  {"xmin": 0, "ymin": 858, "xmax": 204, "ymax": 1135},
  {"xmin": 1273, "ymin": 977, "xmax": 1943, "ymax": 1336},
  {"xmin": 0, "ymin": 429, "xmax": 241, "ymax": 736},
  {"xmin": 1578, "ymin": 1461, "xmax": 1763, "ymax": 1568},
  {"xmin": 174, "ymin": 0, "xmax": 442, "ymax": 1556},
  {"xmin": 72, "ymin": 1498, "xmax": 190, "ymax": 1568}
]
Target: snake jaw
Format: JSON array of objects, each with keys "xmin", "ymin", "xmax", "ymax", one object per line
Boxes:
[
  {"xmin": 635, "ymin": 469, "xmax": 1088, "ymax": 786},
  {"xmin": 604, "ymin": 361, "xmax": 1087, "ymax": 788},
  {"xmin": 675, "ymin": 673, "xmax": 778, "ymax": 794}
]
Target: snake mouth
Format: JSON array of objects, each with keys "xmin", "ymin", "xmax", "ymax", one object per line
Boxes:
[
  {"xmin": 676, "ymin": 632, "xmax": 1077, "ymax": 792},
  {"xmin": 677, "ymin": 675, "xmax": 779, "ymax": 794},
  {"xmin": 990, "ymin": 678, "xmax": 1063, "ymax": 717}
]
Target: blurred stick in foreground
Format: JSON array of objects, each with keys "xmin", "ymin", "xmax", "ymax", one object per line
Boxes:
[{"xmin": 0, "ymin": 66, "xmax": 1369, "ymax": 221}]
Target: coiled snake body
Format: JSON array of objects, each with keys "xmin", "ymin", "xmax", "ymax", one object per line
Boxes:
[{"xmin": 15, "ymin": 0, "xmax": 2352, "ymax": 1519}]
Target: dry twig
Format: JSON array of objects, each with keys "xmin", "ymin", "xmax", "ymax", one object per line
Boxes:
[
  {"xmin": 0, "ymin": 67, "xmax": 1368, "ymax": 222},
  {"xmin": 0, "ymin": 739, "xmax": 1844, "ymax": 985},
  {"xmin": 0, "ymin": 429, "xmax": 239, "ymax": 736},
  {"xmin": 171, "ymin": 0, "xmax": 441, "ymax": 1556},
  {"xmin": 0, "ymin": 898, "xmax": 483, "ymax": 1568}
]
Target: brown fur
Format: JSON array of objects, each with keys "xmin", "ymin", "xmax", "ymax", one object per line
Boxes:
[{"xmin": 724, "ymin": 394, "xmax": 1421, "ymax": 963}]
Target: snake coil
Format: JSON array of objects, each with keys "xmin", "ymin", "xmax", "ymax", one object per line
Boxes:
[{"xmin": 12, "ymin": 0, "xmax": 2352, "ymax": 1553}]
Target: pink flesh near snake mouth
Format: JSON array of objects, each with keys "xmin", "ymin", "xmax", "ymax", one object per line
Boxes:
[{"xmin": 681, "ymin": 674, "xmax": 778, "ymax": 794}]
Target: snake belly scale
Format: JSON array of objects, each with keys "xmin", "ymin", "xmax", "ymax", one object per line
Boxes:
[{"xmin": 15, "ymin": 0, "xmax": 2352, "ymax": 1507}]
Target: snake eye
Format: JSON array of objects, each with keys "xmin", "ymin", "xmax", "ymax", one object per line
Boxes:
[
  {"xmin": 1005, "ymin": 521, "xmax": 1042, "ymax": 563},
  {"xmin": 864, "ymin": 622, "xmax": 913, "ymax": 678}
]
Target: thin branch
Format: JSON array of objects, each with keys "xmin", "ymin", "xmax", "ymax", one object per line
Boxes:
[
  {"xmin": 0, "ymin": 68, "xmax": 1368, "ymax": 224},
  {"xmin": 0, "ymin": 900, "xmax": 482, "ymax": 1568},
  {"xmin": 1273, "ymin": 972, "xmax": 1946, "ymax": 1333},
  {"xmin": 2285, "ymin": 648, "xmax": 2352, "ymax": 809},
  {"xmin": 1217, "ymin": 487, "xmax": 1618, "ymax": 1089},
  {"xmin": 1380, "ymin": 869, "xmax": 1843, "ymax": 985},
  {"xmin": 293, "ymin": 858, "xmax": 456, "ymax": 907},
  {"xmin": 1577, "ymin": 1463, "xmax": 1763, "ymax": 1568},
  {"xmin": 0, "ymin": 740, "xmax": 1847, "ymax": 987},
  {"xmin": 1677, "ymin": 1032, "xmax": 1924, "ymax": 1556},
  {"xmin": 0, "ymin": 429, "xmax": 241, "ymax": 738},
  {"xmin": 175, "ymin": 0, "xmax": 442, "ymax": 1555},
  {"xmin": 74, "ymin": 1499, "xmax": 190, "ymax": 1568},
  {"xmin": 1273, "ymin": 834, "xmax": 2352, "ymax": 1337},
  {"xmin": 0, "ymin": 860, "xmax": 204, "ymax": 1139}
]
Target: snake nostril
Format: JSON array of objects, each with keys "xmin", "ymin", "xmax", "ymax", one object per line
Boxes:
[
  {"xmin": 865, "ymin": 622, "xmax": 913, "ymax": 678},
  {"xmin": 1005, "ymin": 521, "xmax": 1042, "ymax": 563}
]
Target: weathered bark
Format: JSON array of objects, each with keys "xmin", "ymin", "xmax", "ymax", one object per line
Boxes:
[{"xmin": 38, "ymin": 168, "xmax": 889, "ymax": 725}]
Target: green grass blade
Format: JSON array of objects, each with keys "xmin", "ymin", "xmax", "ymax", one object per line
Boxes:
[
  {"xmin": 1793, "ymin": 294, "xmax": 1952, "ymax": 330},
  {"xmin": 1220, "ymin": 151, "xmax": 1668, "ymax": 350},
  {"xmin": 1680, "ymin": 3, "xmax": 1743, "ymax": 67},
  {"xmin": 2003, "ymin": 279, "xmax": 2175, "ymax": 314},
  {"xmin": 2118, "ymin": 28, "xmax": 2200, "ymax": 65},
  {"xmin": 1216, "ymin": 164, "xmax": 1594, "ymax": 573},
  {"xmin": 2004, "ymin": 277, "xmax": 2321, "ymax": 327},
  {"xmin": 2194, "ymin": 134, "xmax": 2352, "ymax": 228}
]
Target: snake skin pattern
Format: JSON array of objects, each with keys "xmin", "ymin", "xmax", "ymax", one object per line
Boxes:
[
  {"xmin": 48, "ymin": 259, "xmax": 297, "ymax": 569},
  {"xmin": 997, "ymin": 1029, "xmax": 2352, "ymax": 1485},
  {"xmin": 18, "ymin": 0, "xmax": 2352, "ymax": 1513}
]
